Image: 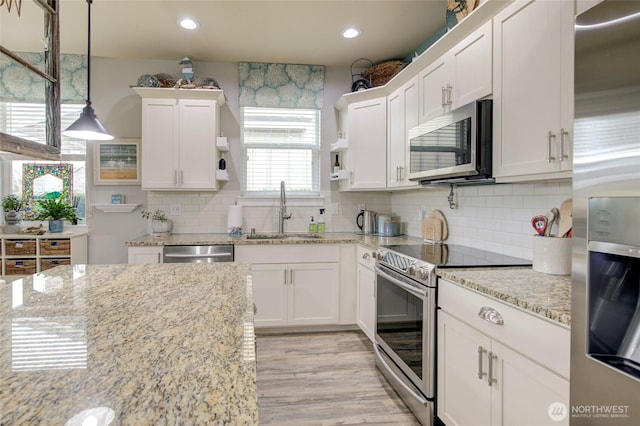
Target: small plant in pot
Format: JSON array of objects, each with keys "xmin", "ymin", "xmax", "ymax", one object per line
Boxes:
[
  {"xmin": 141, "ymin": 208, "xmax": 172, "ymax": 236},
  {"xmin": 33, "ymin": 195, "xmax": 78, "ymax": 233},
  {"xmin": 2, "ymin": 194, "xmax": 23, "ymax": 232}
]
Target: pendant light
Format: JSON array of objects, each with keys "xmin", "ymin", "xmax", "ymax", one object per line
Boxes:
[{"xmin": 63, "ymin": 0, "xmax": 113, "ymax": 140}]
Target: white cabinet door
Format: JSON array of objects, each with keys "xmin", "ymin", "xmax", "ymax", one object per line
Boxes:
[
  {"xmin": 138, "ymin": 91, "xmax": 222, "ymax": 190},
  {"xmin": 178, "ymin": 99, "xmax": 218, "ymax": 189},
  {"xmin": 127, "ymin": 246, "xmax": 163, "ymax": 264},
  {"xmin": 141, "ymin": 98, "xmax": 178, "ymax": 189},
  {"xmin": 493, "ymin": 0, "xmax": 574, "ymax": 181},
  {"xmin": 387, "ymin": 77, "xmax": 419, "ymax": 189},
  {"xmin": 419, "ymin": 55, "xmax": 450, "ymax": 123},
  {"xmin": 493, "ymin": 341, "xmax": 570, "ymax": 426},
  {"xmin": 356, "ymin": 261, "xmax": 375, "ymax": 340},
  {"xmin": 251, "ymin": 264, "xmax": 288, "ymax": 327},
  {"xmin": 344, "ymin": 97, "xmax": 387, "ymax": 190},
  {"xmin": 438, "ymin": 311, "xmax": 492, "ymax": 426},
  {"xmin": 419, "ymin": 21, "xmax": 492, "ymax": 123},
  {"xmin": 289, "ymin": 263, "xmax": 340, "ymax": 326}
]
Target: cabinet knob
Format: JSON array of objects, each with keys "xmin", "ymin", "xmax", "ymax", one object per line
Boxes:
[{"xmin": 478, "ymin": 306, "xmax": 504, "ymax": 325}]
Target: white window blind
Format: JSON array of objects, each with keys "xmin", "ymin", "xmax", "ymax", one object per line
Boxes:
[
  {"xmin": 0, "ymin": 101, "xmax": 86, "ymax": 155},
  {"xmin": 242, "ymin": 107, "xmax": 320, "ymax": 193}
]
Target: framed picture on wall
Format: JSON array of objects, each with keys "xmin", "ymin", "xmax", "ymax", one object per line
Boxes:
[{"xmin": 94, "ymin": 139, "xmax": 141, "ymax": 185}]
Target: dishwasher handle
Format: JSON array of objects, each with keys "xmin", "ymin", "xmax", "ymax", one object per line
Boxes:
[{"xmin": 164, "ymin": 253, "xmax": 232, "ymax": 259}]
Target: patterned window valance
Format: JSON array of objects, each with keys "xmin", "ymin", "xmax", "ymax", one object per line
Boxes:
[
  {"xmin": 0, "ymin": 53, "xmax": 87, "ymax": 103},
  {"xmin": 239, "ymin": 62, "xmax": 324, "ymax": 109}
]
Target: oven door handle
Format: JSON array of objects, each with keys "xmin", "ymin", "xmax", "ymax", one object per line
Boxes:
[
  {"xmin": 375, "ymin": 264, "xmax": 428, "ymax": 299},
  {"xmin": 374, "ymin": 344, "xmax": 429, "ymax": 405}
]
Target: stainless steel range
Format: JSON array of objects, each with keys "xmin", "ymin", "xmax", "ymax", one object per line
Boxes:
[{"xmin": 372, "ymin": 243, "xmax": 530, "ymax": 426}]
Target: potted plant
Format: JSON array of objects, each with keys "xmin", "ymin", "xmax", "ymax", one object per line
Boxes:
[
  {"xmin": 141, "ymin": 208, "xmax": 172, "ymax": 235},
  {"xmin": 33, "ymin": 195, "xmax": 78, "ymax": 233},
  {"xmin": 2, "ymin": 194, "xmax": 23, "ymax": 232}
]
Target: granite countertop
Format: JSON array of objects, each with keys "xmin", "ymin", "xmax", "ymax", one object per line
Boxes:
[
  {"xmin": 438, "ymin": 268, "xmax": 572, "ymax": 327},
  {"xmin": 125, "ymin": 232, "xmax": 423, "ymax": 249},
  {"xmin": 0, "ymin": 263, "xmax": 257, "ymax": 425}
]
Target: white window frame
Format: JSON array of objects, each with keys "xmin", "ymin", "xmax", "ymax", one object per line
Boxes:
[{"xmin": 241, "ymin": 107, "xmax": 321, "ymax": 196}]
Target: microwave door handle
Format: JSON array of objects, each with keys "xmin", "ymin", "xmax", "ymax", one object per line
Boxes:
[{"xmin": 375, "ymin": 264, "xmax": 428, "ymax": 299}]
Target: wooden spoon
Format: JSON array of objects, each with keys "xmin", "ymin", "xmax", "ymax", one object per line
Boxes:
[{"xmin": 557, "ymin": 198, "xmax": 573, "ymax": 237}]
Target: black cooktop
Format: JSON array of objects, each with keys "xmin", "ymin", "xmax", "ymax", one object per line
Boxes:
[{"xmin": 381, "ymin": 244, "xmax": 532, "ymax": 268}]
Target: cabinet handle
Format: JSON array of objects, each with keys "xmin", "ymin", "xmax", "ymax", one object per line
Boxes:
[
  {"xmin": 560, "ymin": 128, "xmax": 569, "ymax": 161},
  {"xmin": 396, "ymin": 166, "xmax": 400, "ymax": 182},
  {"xmin": 289, "ymin": 269, "xmax": 293, "ymax": 285},
  {"xmin": 180, "ymin": 170, "xmax": 183, "ymax": 185},
  {"xmin": 488, "ymin": 351, "xmax": 498, "ymax": 387},
  {"xmin": 446, "ymin": 84, "xmax": 453, "ymax": 106},
  {"xmin": 399, "ymin": 166, "xmax": 404, "ymax": 181},
  {"xmin": 173, "ymin": 170, "xmax": 178, "ymax": 185},
  {"xmin": 441, "ymin": 86, "xmax": 446, "ymax": 107},
  {"xmin": 478, "ymin": 306, "xmax": 504, "ymax": 325},
  {"xmin": 477, "ymin": 346, "xmax": 487, "ymax": 380},
  {"xmin": 284, "ymin": 268, "xmax": 288, "ymax": 285},
  {"xmin": 547, "ymin": 131, "xmax": 557, "ymax": 162}
]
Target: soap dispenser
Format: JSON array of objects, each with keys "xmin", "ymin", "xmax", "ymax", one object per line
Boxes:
[
  {"xmin": 318, "ymin": 209, "xmax": 326, "ymax": 234},
  {"xmin": 308, "ymin": 216, "xmax": 317, "ymax": 233}
]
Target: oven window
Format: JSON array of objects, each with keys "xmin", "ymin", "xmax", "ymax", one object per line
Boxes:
[{"xmin": 376, "ymin": 274, "xmax": 424, "ymax": 380}]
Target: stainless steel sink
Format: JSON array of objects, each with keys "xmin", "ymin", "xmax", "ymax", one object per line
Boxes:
[{"xmin": 245, "ymin": 233, "xmax": 323, "ymax": 240}]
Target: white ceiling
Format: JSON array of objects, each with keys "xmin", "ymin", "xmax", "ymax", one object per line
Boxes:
[{"xmin": 1, "ymin": 0, "xmax": 448, "ymax": 67}]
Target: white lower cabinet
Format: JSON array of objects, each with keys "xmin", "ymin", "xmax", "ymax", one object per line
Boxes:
[
  {"xmin": 127, "ymin": 246, "xmax": 163, "ymax": 264},
  {"xmin": 236, "ymin": 245, "xmax": 340, "ymax": 328},
  {"xmin": 356, "ymin": 245, "xmax": 375, "ymax": 340},
  {"xmin": 437, "ymin": 279, "xmax": 569, "ymax": 426}
]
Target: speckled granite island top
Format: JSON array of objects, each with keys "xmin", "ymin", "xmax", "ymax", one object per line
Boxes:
[
  {"xmin": 0, "ymin": 263, "xmax": 257, "ymax": 425},
  {"xmin": 438, "ymin": 268, "xmax": 572, "ymax": 327}
]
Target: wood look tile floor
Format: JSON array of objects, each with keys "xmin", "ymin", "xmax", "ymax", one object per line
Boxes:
[{"xmin": 256, "ymin": 331, "xmax": 421, "ymax": 425}]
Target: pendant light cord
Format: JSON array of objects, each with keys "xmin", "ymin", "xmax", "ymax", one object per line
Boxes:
[{"xmin": 86, "ymin": 0, "xmax": 93, "ymax": 103}]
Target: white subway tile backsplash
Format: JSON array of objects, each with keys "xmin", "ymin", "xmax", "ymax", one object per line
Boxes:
[{"xmin": 391, "ymin": 182, "xmax": 571, "ymax": 260}]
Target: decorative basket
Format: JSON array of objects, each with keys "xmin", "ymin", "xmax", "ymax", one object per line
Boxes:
[
  {"xmin": 363, "ymin": 60, "xmax": 408, "ymax": 87},
  {"xmin": 40, "ymin": 239, "xmax": 71, "ymax": 256},
  {"xmin": 5, "ymin": 240, "xmax": 36, "ymax": 256},
  {"xmin": 5, "ymin": 259, "xmax": 37, "ymax": 275},
  {"xmin": 40, "ymin": 258, "xmax": 71, "ymax": 271}
]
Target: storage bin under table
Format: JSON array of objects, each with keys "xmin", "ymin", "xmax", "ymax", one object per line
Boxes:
[
  {"xmin": 4, "ymin": 240, "xmax": 37, "ymax": 256},
  {"xmin": 40, "ymin": 258, "xmax": 71, "ymax": 271},
  {"xmin": 5, "ymin": 259, "xmax": 37, "ymax": 275},
  {"xmin": 40, "ymin": 239, "xmax": 71, "ymax": 256}
]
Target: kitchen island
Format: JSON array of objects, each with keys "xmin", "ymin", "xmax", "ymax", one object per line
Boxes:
[{"xmin": 0, "ymin": 263, "xmax": 257, "ymax": 424}]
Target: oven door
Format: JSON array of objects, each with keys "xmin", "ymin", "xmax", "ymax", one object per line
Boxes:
[{"xmin": 374, "ymin": 263, "xmax": 435, "ymax": 399}]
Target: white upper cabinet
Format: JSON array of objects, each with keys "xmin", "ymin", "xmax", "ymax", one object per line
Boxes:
[
  {"xmin": 419, "ymin": 20, "xmax": 493, "ymax": 123},
  {"xmin": 338, "ymin": 96, "xmax": 388, "ymax": 190},
  {"xmin": 387, "ymin": 76, "xmax": 420, "ymax": 189},
  {"xmin": 134, "ymin": 88, "xmax": 225, "ymax": 190},
  {"xmin": 492, "ymin": 0, "xmax": 574, "ymax": 182}
]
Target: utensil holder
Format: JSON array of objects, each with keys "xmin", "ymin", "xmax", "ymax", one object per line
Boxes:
[{"xmin": 532, "ymin": 236, "xmax": 571, "ymax": 275}]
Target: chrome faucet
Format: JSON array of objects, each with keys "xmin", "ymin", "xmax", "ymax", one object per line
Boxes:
[{"xmin": 279, "ymin": 180, "xmax": 292, "ymax": 233}]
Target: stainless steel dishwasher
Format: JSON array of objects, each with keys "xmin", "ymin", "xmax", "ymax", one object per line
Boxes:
[{"xmin": 162, "ymin": 245, "xmax": 234, "ymax": 263}]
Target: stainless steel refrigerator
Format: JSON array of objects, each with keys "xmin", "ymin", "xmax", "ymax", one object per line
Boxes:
[{"xmin": 572, "ymin": 1, "xmax": 640, "ymax": 425}]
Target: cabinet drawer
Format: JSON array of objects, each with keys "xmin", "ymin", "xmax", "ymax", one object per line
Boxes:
[
  {"xmin": 5, "ymin": 240, "xmax": 36, "ymax": 256},
  {"xmin": 236, "ymin": 244, "xmax": 340, "ymax": 263},
  {"xmin": 40, "ymin": 239, "xmax": 71, "ymax": 256},
  {"xmin": 5, "ymin": 259, "xmax": 37, "ymax": 275},
  {"xmin": 40, "ymin": 258, "xmax": 71, "ymax": 271},
  {"xmin": 357, "ymin": 245, "xmax": 375, "ymax": 269},
  {"xmin": 439, "ymin": 278, "xmax": 570, "ymax": 378}
]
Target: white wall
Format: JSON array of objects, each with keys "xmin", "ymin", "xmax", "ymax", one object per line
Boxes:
[{"xmin": 391, "ymin": 181, "xmax": 572, "ymax": 260}]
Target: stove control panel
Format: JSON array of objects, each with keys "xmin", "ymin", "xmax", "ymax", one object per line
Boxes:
[{"xmin": 373, "ymin": 248, "xmax": 435, "ymax": 283}]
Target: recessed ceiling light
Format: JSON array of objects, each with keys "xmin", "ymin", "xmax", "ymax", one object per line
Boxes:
[
  {"xmin": 342, "ymin": 28, "xmax": 360, "ymax": 39},
  {"xmin": 179, "ymin": 18, "xmax": 199, "ymax": 30}
]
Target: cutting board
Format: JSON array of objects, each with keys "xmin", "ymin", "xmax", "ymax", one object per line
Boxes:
[{"xmin": 422, "ymin": 209, "xmax": 449, "ymax": 242}]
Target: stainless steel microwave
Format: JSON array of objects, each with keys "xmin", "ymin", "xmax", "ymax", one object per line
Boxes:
[{"xmin": 408, "ymin": 100, "xmax": 492, "ymax": 183}]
